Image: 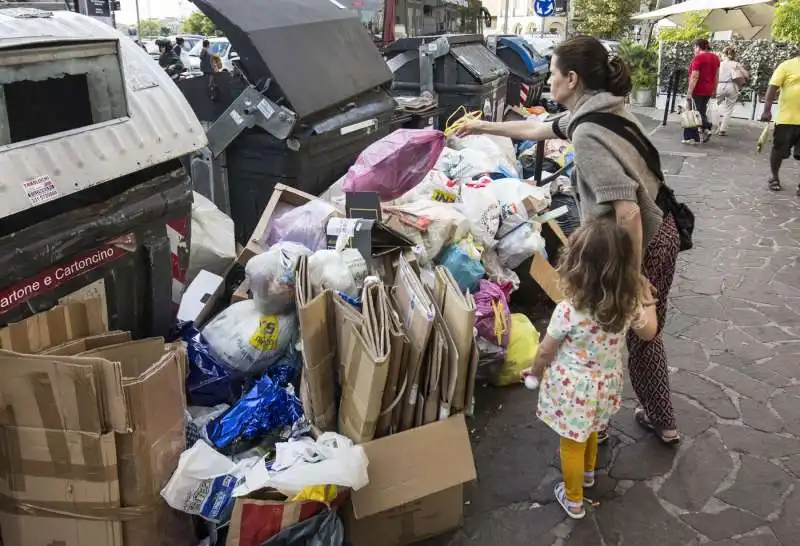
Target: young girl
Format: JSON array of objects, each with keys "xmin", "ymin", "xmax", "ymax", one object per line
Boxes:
[{"xmin": 521, "ymin": 219, "xmax": 658, "ymax": 520}]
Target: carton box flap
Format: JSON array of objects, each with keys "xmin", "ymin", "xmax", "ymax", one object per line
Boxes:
[
  {"xmin": 42, "ymin": 331, "xmax": 131, "ymax": 356},
  {"xmin": 350, "ymin": 415, "xmax": 476, "ymax": 519}
]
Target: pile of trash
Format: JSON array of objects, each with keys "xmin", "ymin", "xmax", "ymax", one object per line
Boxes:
[{"xmin": 166, "ymin": 118, "xmax": 579, "ymax": 546}]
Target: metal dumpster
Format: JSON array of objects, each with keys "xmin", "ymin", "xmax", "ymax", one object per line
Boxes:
[
  {"xmin": 180, "ymin": 0, "xmax": 397, "ymax": 245},
  {"xmin": 384, "ymin": 34, "xmax": 509, "ymax": 129}
]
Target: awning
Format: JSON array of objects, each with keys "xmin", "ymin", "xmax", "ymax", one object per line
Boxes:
[{"xmin": 633, "ymin": 0, "xmax": 775, "ymax": 31}]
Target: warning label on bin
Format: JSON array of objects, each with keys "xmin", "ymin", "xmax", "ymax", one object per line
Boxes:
[
  {"xmin": 21, "ymin": 175, "xmax": 59, "ymax": 206},
  {"xmin": 0, "ymin": 234, "xmax": 134, "ymax": 315}
]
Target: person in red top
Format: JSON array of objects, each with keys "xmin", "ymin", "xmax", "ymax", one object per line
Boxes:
[{"xmin": 684, "ymin": 39, "xmax": 720, "ymax": 144}]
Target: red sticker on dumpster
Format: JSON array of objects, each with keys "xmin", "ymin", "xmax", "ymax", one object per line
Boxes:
[{"xmin": 0, "ymin": 234, "xmax": 134, "ymax": 315}]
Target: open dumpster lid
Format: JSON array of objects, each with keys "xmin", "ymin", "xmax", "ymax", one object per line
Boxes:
[{"xmin": 193, "ymin": 0, "xmax": 393, "ymax": 120}]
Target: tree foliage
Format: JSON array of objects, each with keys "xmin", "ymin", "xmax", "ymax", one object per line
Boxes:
[
  {"xmin": 618, "ymin": 40, "xmax": 658, "ymax": 89},
  {"xmin": 572, "ymin": 0, "xmax": 641, "ymax": 39},
  {"xmin": 182, "ymin": 12, "xmax": 220, "ymax": 36},
  {"xmin": 137, "ymin": 19, "xmax": 167, "ymax": 37},
  {"xmin": 657, "ymin": 12, "xmax": 711, "ymax": 42},
  {"xmin": 773, "ymin": 0, "xmax": 800, "ymax": 43}
]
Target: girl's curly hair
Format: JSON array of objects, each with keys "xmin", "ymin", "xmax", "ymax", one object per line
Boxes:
[{"xmin": 557, "ymin": 218, "xmax": 644, "ymax": 333}]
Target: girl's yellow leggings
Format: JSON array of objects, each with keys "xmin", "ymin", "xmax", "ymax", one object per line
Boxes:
[{"xmin": 559, "ymin": 432, "xmax": 599, "ymax": 503}]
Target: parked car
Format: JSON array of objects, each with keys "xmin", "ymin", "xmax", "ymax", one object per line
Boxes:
[{"xmin": 188, "ymin": 37, "xmax": 239, "ymax": 72}]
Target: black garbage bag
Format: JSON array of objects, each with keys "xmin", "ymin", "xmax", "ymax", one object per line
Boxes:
[
  {"xmin": 550, "ymin": 192, "xmax": 581, "ymax": 236},
  {"xmin": 261, "ymin": 510, "xmax": 343, "ymax": 546}
]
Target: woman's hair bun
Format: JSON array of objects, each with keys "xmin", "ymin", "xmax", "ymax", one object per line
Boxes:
[{"xmin": 607, "ymin": 55, "xmax": 633, "ymax": 97}]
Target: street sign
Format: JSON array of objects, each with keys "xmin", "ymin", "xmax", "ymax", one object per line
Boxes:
[
  {"xmin": 533, "ymin": 0, "xmax": 555, "ymax": 17},
  {"xmin": 86, "ymin": 0, "xmax": 111, "ymax": 17}
]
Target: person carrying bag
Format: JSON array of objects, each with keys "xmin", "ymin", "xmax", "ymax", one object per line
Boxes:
[{"xmin": 681, "ymin": 99, "xmax": 704, "ymax": 144}]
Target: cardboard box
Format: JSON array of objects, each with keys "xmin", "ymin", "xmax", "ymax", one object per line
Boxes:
[
  {"xmin": 0, "ymin": 301, "xmax": 192, "ymax": 546},
  {"xmin": 345, "ymin": 415, "xmax": 477, "ymax": 546}
]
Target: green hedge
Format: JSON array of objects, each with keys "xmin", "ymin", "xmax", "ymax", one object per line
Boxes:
[{"xmin": 659, "ymin": 40, "xmax": 800, "ymax": 99}]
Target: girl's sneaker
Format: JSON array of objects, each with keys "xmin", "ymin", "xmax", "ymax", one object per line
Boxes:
[
  {"xmin": 584, "ymin": 472, "xmax": 596, "ymax": 488},
  {"xmin": 555, "ymin": 482, "xmax": 586, "ymax": 520}
]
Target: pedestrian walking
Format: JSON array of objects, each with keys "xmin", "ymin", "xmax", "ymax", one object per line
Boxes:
[
  {"xmin": 761, "ymin": 53, "xmax": 800, "ymax": 194},
  {"xmin": 684, "ymin": 39, "xmax": 720, "ymax": 144},
  {"xmin": 520, "ymin": 219, "xmax": 658, "ymax": 520},
  {"xmin": 455, "ymin": 35, "xmax": 682, "ymax": 447},
  {"xmin": 716, "ymin": 47, "xmax": 748, "ymax": 136}
]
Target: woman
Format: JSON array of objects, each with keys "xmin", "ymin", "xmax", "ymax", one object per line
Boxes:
[
  {"xmin": 456, "ymin": 36, "xmax": 681, "ymax": 445},
  {"xmin": 716, "ymin": 47, "xmax": 748, "ymax": 136}
]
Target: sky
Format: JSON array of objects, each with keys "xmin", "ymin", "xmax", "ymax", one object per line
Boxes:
[{"xmin": 115, "ymin": 0, "xmax": 198, "ymax": 24}]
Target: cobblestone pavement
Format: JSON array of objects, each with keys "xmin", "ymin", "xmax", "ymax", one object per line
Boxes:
[{"xmin": 431, "ymin": 117, "xmax": 800, "ymax": 545}]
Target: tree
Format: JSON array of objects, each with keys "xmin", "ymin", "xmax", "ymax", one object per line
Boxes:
[
  {"xmin": 182, "ymin": 12, "xmax": 220, "ymax": 36},
  {"xmin": 137, "ymin": 19, "xmax": 164, "ymax": 37},
  {"xmin": 572, "ymin": 0, "xmax": 641, "ymax": 39},
  {"xmin": 773, "ymin": 0, "xmax": 800, "ymax": 43},
  {"xmin": 657, "ymin": 12, "xmax": 711, "ymax": 42}
]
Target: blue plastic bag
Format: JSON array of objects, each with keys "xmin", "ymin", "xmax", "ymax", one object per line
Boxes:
[
  {"xmin": 182, "ymin": 323, "xmax": 244, "ymax": 407},
  {"xmin": 206, "ymin": 371, "xmax": 304, "ymax": 451},
  {"xmin": 437, "ymin": 244, "xmax": 485, "ymax": 292}
]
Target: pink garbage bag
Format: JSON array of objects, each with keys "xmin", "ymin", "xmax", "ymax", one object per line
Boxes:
[
  {"xmin": 343, "ymin": 129, "xmax": 445, "ymax": 201},
  {"xmin": 474, "ymin": 280, "xmax": 514, "ymax": 348}
]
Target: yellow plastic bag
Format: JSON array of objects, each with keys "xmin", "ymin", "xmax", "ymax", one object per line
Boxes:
[
  {"xmin": 291, "ymin": 484, "xmax": 339, "ymax": 503},
  {"xmin": 756, "ymin": 122, "xmax": 771, "ymax": 154},
  {"xmin": 491, "ymin": 314, "xmax": 540, "ymax": 387}
]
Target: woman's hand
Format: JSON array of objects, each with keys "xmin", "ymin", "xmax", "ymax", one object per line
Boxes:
[
  {"xmin": 640, "ymin": 275, "xmax": 658, "ymax": 307},
  {"xmin": 454, "ymin": 119, "xmax": 485, "ymax": 138}
]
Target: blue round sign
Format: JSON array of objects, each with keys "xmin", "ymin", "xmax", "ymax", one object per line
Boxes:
[{"xmin": 534, "ymin": 0, "xmax": 555, "ymax": 16}]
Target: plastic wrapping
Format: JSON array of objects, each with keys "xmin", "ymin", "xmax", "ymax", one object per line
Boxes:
[
  {"xmin": 437, "ymin": 146, "xmax": 498, "ymax": 181},
  {"xmin": 266, "ymin": 201, "xmax": 339, "ymax": 251},
  {"xmin": 458, "ymin": 182, "xmax": 501, "ymax": 246},
  {"xmin": 206, "ymin": 372, "xmax": 304, "ymax": 451},
  {"xmin": 247, "ymin": 242, "xmax": 312, "ymax": 314},
  {"xmin": 386, "ymin": 200, "xmax": 470, "ymax": 263},
  {"xmin": 261, "ymin": 510, "xmax": 343, "ymax": 546},
  {"xmin": 437, "ymin": 244, "xmax": 485, "ymax": 293},
  {"xmin": 234, "ymin": 433, "xmax": 369, "ymax": 498},
  {"xmin": 188, "ymin": 192, "xmax": 237, "ymax": 284},
  {"xmin": 160, "ymin": 440, "xmax": 260, "ymax": 523},
  {"xmin": 474, "ymin": 280, "xmax": 513, "ymax": 347},
  {"xmin": 496, "ymin": 223, "xmax": 547, "ymax": 269},
  {"xmin": 307, "ymin": 248, "xmax": 368, "ymax": 298},
  {"xmin": 447, "ymin": 135, "xmax": 520, "ymax": 178},
  {"xmin": 202, "ymin": 301, "xmax": 298, "ymax": 376},
  {"xmin": 342, "ymin": 128, "xmax": 445, "ymax": 201},
  {"xmin": 481, "ymin": 248, "xmax": 521, "ymax": 292},
  {"xmin": 491, "ymin": 314, "xmax": 540, "ymax": 387},
  {"xmin": 183, "ymin": 323, "xmax": 244, "ymax": 407}
]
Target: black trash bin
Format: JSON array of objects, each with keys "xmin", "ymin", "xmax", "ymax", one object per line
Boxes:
[
  {"xmin": 0, "ymin": 161, "xmax": 192, "ymax": 339},
  {"xmin": 385, "ymin": 34, "xmax": 509, "ymax": 130},
  {"xmin": 180, "ymin": 0, "xmax": 396, "ymax": 245},
  {"xmin": 488, "ymin": 35, "xmax": 549, "ymax": 108}
]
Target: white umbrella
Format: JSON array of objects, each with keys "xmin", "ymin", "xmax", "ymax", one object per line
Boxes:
[{"xmin": 633, "ymin": 0, "xmax": 776, "ymax": 35}]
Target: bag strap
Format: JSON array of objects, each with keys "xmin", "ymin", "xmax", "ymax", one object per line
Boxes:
[{"xmin": 569, "ymin": 112, "xmax": 665, "ymax": 182}]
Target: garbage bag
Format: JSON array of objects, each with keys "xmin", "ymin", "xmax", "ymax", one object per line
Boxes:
[
  {"xmin": 474, "ymin": 280, "xmax": 513, "ymax": 347},
  {"xmin": 189, "ymin": 192, "xmax": 236, "ymax": 284},
  {"xmin": 160, "ymin": 440, "xmax": 260, "ymax": 523},
  {"xmin": 307, "ymin": 248, "xmax": 368, "ymax": 298},
  {"xmin": 343, "ymin": 128, "xmax": 445, "ymax": 201},
  {"xmin": 234, "ymin": 432, "xmax": 369, "ymax": 498},
  {"xmin": 392, "ymin": 169, "xmax": 459, "ymax": 205},
  {"xmin": 437, "ymin": 244, "xmax": 485, "ymax": 293},
  {"xmin": 261, "ymin": 510, "xmax": 343, "ymax": 546},
  {"xmin": 437, "ymin": 146, "xmax": 498, "ymax": 181},
  {"xmin": 183, "ymin": 323, "xmax": 244, "ymax": 407},
  {"xmin": 247, "ymin": 242, "xmax": 312, "ymax": 315},
  {"xmin": 447, "ymin": 135, "xmax": 520, "ymax": 178},
  {"xmin": 206, "ymin": 371, "xmax": 304, "ymax": 451},
  {"xmin": 202, "ymin": 301, "xmax": 298, "ymax": 376},
  {"xmin": 384, "ymin": 201, "xmax": 470, "ymax": 263},
  {"xmin": 496, "ymin": 223, "xmax": 547, "ymax": 270},
  {"xmin": 481, "ymin": 248, "xmax": 521, "ymax": 292},
  {"xmin": 491, "ymin": 314, "xmax": 540, "ymax": 387},
  {"xmin": 488, "ymin": 178, "xmax": 551, "ymax": 238},
  {"xmin": 551, "ymin": 192, "xmax": 581, "ymax": 236},
  {"xmin": 458, "ymin": 182, "xmax": 501, "ymax": 246},
  {"xmin": 266, "ymin": 201, "xmax": 339, "ymax": 251}
]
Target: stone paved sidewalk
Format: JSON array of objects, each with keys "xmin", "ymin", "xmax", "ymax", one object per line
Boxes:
[{"xmin": 432, "ymin": 118, "xmax": 800, "ymax": 546}]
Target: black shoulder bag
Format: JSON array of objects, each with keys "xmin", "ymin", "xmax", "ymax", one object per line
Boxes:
[{"xmin": 569, "ymin": 112, "xmax": 695, "ymax": 252}]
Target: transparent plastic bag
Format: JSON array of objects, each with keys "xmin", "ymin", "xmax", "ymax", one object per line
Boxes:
[
  {"xmin": 202, "ymin": 301, "xmax": 298, "ymax": 376},
  {"xmin": 458, "ymin": 182, "xmax": 501, "ymax": 246},
  {"xmin": 496, "ymin": 223, "xmax": 546, "ymax": 269},
  {"xmin": 343, "ymin": 129, "xmax": 445, "ymax": 201},
  {"xmin": 247, "ymin": 242, "xmax": 312, "ymax": 314},
  {"xmin": 266, "ymin": 201, "xmax": 338, "ymax": 251},
  {"xmin": 307, "ymin": 248, "xmax": 368, "ymax": 298}
]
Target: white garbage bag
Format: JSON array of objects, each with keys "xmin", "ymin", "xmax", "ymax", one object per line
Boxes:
[
  {"xmin": 246, "ymin": 242, "xmax": 312, "ymax": 314},
  {"xmin": 188, "ymin": 192, "xmax": 236, "ymax": 284},
  {"xmin": 307, "ymin": 248, "xmax": 368, "ymax": 298},
  {"xmin": 496, "ymin": 222, "xmax": 547, "ymax": 269}
]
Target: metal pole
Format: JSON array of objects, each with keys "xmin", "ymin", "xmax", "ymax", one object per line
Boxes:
[
  {"xmin": 503, "ymin": 0, "xmax": 510, "ymax": 33},
  {"xmin": 135, "ymin": 0, "xmax": 141, "ymax": 37}
]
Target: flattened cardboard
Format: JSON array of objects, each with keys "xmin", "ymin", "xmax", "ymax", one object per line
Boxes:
[
  {"xmin": 530, "ymin": 252, "xmax": 564, "ymax": 303},
  {"xmin": 42, "ymin": 331, "xmax": 132, "ymax": 356},
  {"xmin": 436, "ymin": 267, "xmax": 475, "ymax": 413},
  {"xmin": 295, "ymin": 256, "xmax": 337, "ymax": 432},
  {"xmin": 0, "ymin": 299, "xmax": 107, "ymax": 353},
  {"xmin": 350, "ymin": 415, "xmax": 476, "ymax": 519}
]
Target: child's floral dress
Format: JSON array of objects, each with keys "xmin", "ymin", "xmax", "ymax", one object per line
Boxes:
[{"xmin": 537, "ymin": 300, "xmax": 633, "ymax": 442}]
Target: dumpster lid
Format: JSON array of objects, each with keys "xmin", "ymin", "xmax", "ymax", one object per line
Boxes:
[
  {"xmin": 450, "ymin": 43, "xmax": 508, "ymax": 83},
  {"xmin": 497, "ymin": 35, "xmax": 547, "ymax": 74},
  {"xmin": 193, "ymin": 0, "xmax": 392, "ymax": 120}
]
